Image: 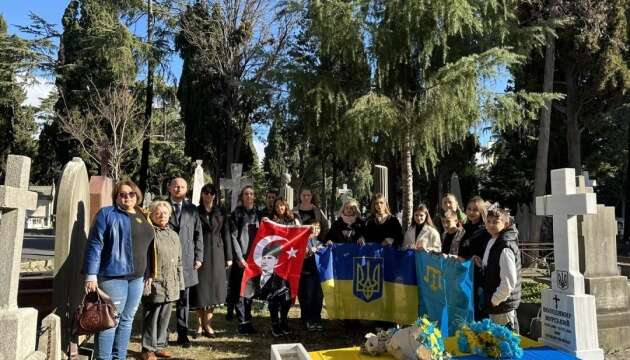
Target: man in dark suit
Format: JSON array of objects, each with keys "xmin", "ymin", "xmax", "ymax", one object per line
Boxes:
[{"xmin": 168, "ymin": 177, "xmax": 204, "ymax": 348}]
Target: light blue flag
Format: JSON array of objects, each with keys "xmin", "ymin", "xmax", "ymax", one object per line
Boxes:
[{"xmin": 416, "ymin": 252, "xmax": 474, "ymax": 336}]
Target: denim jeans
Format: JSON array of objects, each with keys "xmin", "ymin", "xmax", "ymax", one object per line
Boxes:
[{"xmin": 96, "ymin": 276, "xmax": 144, "ymax": 360}]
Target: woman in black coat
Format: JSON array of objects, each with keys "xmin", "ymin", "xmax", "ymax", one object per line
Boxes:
[
  {"xmin": 190, "ymin": 184, "xmax": 232, "ymax": 338},
  {"xmin": 326, "ymin": 198, "xmax": 365, "ymax": 245},
  {"xmin": 363, "ymin": 193, "xmax": 403, "ymax": 247}
]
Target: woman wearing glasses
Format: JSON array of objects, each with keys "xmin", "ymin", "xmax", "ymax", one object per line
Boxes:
[{"xmin": 83, "ymin": 180, "xmax": 155, "ymax": 360}]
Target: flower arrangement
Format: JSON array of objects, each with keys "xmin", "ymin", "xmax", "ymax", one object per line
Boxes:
[
  {"xmin": 456, "ymin": 319, "xmax": 523, "ymax": 359},
  {"xmin": 415, "ymin": 315, "xmax": 447, "ymax": 359}
]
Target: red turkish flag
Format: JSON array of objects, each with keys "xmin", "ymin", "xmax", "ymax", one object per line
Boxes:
[{"xmin": 240, "ymin": 219, "xmax": 312, "ymax": 301}]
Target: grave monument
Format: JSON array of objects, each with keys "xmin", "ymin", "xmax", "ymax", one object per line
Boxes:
[
  {"xmin": 220, "ymin": 163, "xmax": 253, "ymax": 211},
  {"xmin": 536, "ymin": 168, "xmax": 603, "ymax": 359},
  {"xmin": 373, "ymin": 165, "xmax": 388, "ymax": 200},
  {"xmin": 0, "ymin": 155, "xmax": 45, "ymax": 359},
  {"xmin": 336, "ymin": 183, "xmax": 353, "ymax": 204},
  {"xmin": 191, "ymin": 160, "xmax": 205, "ymax": 206},
  {"xmin": 576, "ymin": 175, "xmax": 630, "ymax": 350},
  {"xmin": 280, "ymin": 173, "xmax": 294, "ymax": 209},
  {"xmin": 88, "ymin": 175, "xmax": 112, "ymax": 223},
  {"xmin": 54, "ymin": 157, "xmax": 91, "ymax": 353}
]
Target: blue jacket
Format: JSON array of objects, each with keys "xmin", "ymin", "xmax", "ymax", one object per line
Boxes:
[{"xmin": 83, "ymin": 206, "xmax": 136, "ymax": 278}]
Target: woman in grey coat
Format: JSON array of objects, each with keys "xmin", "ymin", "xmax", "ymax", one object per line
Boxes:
[{"xmin": 141, "ymin": 201, "xmax": 185, "ymax": 360}]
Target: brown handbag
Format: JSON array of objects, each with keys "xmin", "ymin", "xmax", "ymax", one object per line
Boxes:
[{"xmin": 74, "ymin": 288, "xmax": 119, "ymax": 335}]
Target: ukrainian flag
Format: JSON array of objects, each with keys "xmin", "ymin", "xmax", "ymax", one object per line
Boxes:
[{"xmin": 316, "ymin": 243, "xmax": 418, "ymax": 324}]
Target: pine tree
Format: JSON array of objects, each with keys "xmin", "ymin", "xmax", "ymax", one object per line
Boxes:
[
  {"xmin": 345, "ymin": 0, "xmax": 555, "ymax": 227},
  {"xmin": 0, "ymin": 15, "xmax": 39, "ymax": 175},
  {"xmin": 35, "ymin": 0, "xmax": 139, "ymax": 182}
]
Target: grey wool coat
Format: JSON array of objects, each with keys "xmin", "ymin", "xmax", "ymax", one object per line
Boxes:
[{"xmin": 168, "ymin": 199, "xmax": 204, "ymax": 288}]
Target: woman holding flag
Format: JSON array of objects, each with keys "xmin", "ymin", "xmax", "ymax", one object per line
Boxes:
[{"xmin": 228, "ymin": 185, "xmax": 261, "ymax": 335}]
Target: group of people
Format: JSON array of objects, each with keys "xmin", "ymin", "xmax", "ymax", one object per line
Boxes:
[{"xmin": 82, "ymin": 177, "xmax": 522, "ymax": 360}]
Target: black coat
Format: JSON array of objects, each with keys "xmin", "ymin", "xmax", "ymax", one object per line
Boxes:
[
  {"xmin": 168, "ymin": 199, "xmax": 203, "ymax": 287},
  {"xmin": 327, "ymin": 217, "xmax": 365, "ymax": 243},
  {"xmin": 364, "ymin": 215, "xmax": 404, "ymax": 247},
  {"xmin": 190, "ymin": 205, "xmax": 232, "ymax": 308}
]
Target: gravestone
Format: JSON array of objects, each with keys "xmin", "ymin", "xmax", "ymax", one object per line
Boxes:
[
  {"xmin": 37, "ymin": 313, "xmax": 62, "ymax": 360},
  {"xmin": 373, "ymin": 165, "xmax": 388, "ymax": 200},
  {"xmin": 516, "ymin": 203, "xmax": 532, "ymax": 243},
  {"xmin": 280, "ymin": 173, "xmax": 294, "ymax": 209},
  {"xmin": 0, "ymin": 155, "xmax": 44, "ymax": 360},
  {"xmin": 54, "ymin": 158, "xmax": 91, "ymax": 352},
  {"xmin": 536, "ymin": 168, "xmax": 603, "ymax": 359},
  {"xmin": 576, "ymin": 175, "xmax": 630, "ymax": 350},
  {"xmin": 449, "ymin": 172, "xmax": 463, "ymax": 207},
  {"xmin": 220, "ymin": 163, "xmax": 253, "ymax": 211},
  {"xmin": 191, "ymin": 160, "xmax": 205, "ymax": 206},
  {"xmin": 143, "ymin": 190, "xmax": 154, "ymax": 209},
  {"xmin": 88, "ymin": 175, "xmax": 112, "ymax": 223},
  {"xmin": 336, "ymin": 183, "xmax": 353, "ymax": 204}
]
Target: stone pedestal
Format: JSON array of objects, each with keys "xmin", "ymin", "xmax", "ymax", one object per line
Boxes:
[
  {"xmin": 37, "ymin": 313, "xmax": 62, "ymax": 360},
  {"xmin": 0, "ymin": 308, "xmax": 43, "ymax": 360},
  {"xmin": 541, "ymin": 289, "xmax": 604, "ymax": 359},
  {"xmin": 578, "ymin": 202, "xmax": 630, "ymax": 350}
]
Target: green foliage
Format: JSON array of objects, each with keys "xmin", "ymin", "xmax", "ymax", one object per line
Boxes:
[
  {"xmin": 521, "ymin": 280, "xmax": 549, "ymax": 304},
  {"xmin": 34, "ymin": 0, "xmax": 140, "ymax": 183},
  {"xmin": 0, "ymin": 15, "xmax": 39, "ymax": 174}
]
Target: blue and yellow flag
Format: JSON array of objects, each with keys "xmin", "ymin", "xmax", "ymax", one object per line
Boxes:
[
  {"xmin": 415, "ymin": 252, "xmax": 474, "ymax": 336},
  {"xmin": 317, "ymin": 244, "xmax": 418, "ymax": 324}
]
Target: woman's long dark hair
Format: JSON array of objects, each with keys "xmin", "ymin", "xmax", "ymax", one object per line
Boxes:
[{"xmin": 272, "ymin": 197, "xmax": 295, "ymax": 222}]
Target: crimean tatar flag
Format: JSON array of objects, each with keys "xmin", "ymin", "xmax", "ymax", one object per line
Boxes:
[
  {"xmin": 415, "ymin": 251, "xmax": 474, "ymax": 336},
  {"xmin": 240, "ymin": 219, "xmax": 312, "ymax": 300},
  {"xmin": 317, "ymin": 243, "xmax": 419, "ymax": 324}
]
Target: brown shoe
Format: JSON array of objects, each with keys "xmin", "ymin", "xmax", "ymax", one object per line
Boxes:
[
  {"xmin": 141, "ymin": 352, "xmax": 157, "ymax": 360},
  {"xmin": 154, "ymin": 349, "xmax": 172, "ymax": 358}
]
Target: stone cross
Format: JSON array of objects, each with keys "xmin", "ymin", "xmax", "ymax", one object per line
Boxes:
[
  {"xmin": 220, "ymin": 163, "xmax": 253, "ymax": 212},
  {"xmin": 191, "ymin": 160, "xmax": 205, "ymax": 206},
  {"xmin": 336, "ymin": 184, "xmax": 353, "ymax": 204},
  {"xmin": 536, "ymin": 168, "xmax": 597, "ymax": 295},
  {"xmin": 0, "ymin": 155, "xmax": 38, "ymax": 309},
  {"xmin": 536, "ymin": 168, "xmax": 603, "ymax": 359}
]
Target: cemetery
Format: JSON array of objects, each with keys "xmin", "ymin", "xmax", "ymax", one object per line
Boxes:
[{"xmin": 3, "ymin": 0, "xmax": 630, "ymax": 359}]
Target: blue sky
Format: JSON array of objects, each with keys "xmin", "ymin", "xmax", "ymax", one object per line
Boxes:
[{"xmin": 3, "ymin": 0, "xmax": 505, "ymax": 159}]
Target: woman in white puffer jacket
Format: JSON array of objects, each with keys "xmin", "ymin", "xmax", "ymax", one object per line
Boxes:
[{"xmin": 402, "ymin": 204, "xmax": 441, "ymax": 252}]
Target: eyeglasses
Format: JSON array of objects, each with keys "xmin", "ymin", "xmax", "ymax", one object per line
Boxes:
[{"xmin": 118, "ymin": 192, "xmax": 137, "ymax": 199}]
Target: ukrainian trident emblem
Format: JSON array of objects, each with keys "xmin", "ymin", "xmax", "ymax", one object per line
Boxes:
[{"xmin": 353, "ymin": 257, "xmax": 383, "ymax": 302}]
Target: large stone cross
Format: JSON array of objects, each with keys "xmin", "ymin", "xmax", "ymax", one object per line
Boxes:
[
  {"xmin": 0, "ymin": 155, "xmax": 38, "ymax": 309},
  {"xmin": 220, "ymin": 163, "xmax": 252, "ymax": 212},
  {"xmin": 536, "ymin": 168, "xmax": 596, "ymax": 295},
  {"xmin": 336, "ymin": 184, "xmax": 353, "ymax": 203}
]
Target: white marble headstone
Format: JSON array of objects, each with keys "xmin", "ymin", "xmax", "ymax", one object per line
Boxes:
[
  {"xmin": 191, "ymin": 160, "xmax": 205, "ymax": 206},
  {"xmin": 536, "ymin": 168, "xmax": 603, "ymax": 360}
]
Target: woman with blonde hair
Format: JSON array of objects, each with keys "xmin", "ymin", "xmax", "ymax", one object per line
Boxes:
[
  {"xmin": 141, "ymin": 201, "xmax": 184, "ymax": 360},
  {"xmin": 402, "ymin": 204, "xmax": 441, "ymax": 252},
  {"xmin": 363, "ymin": 193, "xmax": 403, "ymax": 247},
  {"xmin": 326, "ymin": 198, "xmax": 365, "ymax": 245}
]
